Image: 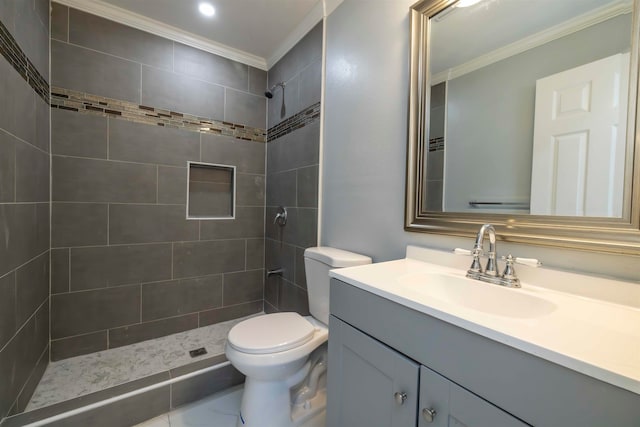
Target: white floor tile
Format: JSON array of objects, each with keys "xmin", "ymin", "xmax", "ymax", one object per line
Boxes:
[
  {"xmin": 169, "ymin": 385, "xmax": 243, "ymax": 427},
  {"xmin": 133, "ymin": 414, "xmax": 171, "ymax": 427}
]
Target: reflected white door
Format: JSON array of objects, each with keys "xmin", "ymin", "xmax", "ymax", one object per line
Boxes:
[{"xmin": 530, "ymin": 53, "xmax": 630, "ymax": 217}]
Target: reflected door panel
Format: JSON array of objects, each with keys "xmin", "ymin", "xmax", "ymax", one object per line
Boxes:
[{"xmin": 531, "ymin": 53, "xmax": 630, "ymax": 216}]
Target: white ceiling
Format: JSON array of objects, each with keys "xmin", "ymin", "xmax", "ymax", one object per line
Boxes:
[{"xmin": 99, "ymin": 0, "xmax": 321, "ymax": 65}]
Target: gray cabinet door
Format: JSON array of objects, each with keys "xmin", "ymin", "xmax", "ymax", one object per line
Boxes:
[
  {"xmin": 419, "ymin": 366, "xmax": 530, "ymax": 427},
  {"xmin": 328, "ymin": 316, "xmax": 420, "ymax": 427}
]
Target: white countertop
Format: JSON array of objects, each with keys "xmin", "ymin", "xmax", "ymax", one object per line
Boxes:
[{"xmin": 329, "ymin": 246, "xmax": 640, "ymax": 395}]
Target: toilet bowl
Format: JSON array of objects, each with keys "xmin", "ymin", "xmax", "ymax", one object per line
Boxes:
[{"xmin": 225, "ymin": 247, "xmax": 371, "ymax": 427}]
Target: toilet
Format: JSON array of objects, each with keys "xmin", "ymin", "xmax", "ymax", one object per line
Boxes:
[{"xmin": 225, "ymin": 247, "xmax": 372, "ymax": 427}]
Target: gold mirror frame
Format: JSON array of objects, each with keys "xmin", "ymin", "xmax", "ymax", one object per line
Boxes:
[{"xmin": 406, "ymin": 0, "xmax": 640, "ymax": 255}]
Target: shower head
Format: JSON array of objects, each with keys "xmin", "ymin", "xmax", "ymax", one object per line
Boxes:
[{"xmin": 265, "ymin": 82, "xmax": 285, "ymax": 98}]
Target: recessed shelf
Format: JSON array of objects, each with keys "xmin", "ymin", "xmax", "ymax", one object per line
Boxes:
[{"xmin": 186, "ymin": 161, "xmax": 236, "ymax": 220}]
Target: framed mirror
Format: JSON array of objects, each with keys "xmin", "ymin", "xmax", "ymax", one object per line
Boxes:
[{"xmin": 406, "ymin": 0, "xmax": 640, "ymax": 255}]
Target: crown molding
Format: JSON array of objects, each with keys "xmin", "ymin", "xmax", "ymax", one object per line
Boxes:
[
  {"xmin": 432, "ymin": 1, "xmax": 633, "ymax": 84},
  {"xmin": 53, "ymin": 0, "xmax": 268, "ymax": 70},
  {"xmin": 266, "ymin": 1, "xmax": 324, "ymax": 69}
]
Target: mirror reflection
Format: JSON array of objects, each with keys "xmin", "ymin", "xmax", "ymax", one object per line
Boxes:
[{"xmin": 424, "ymin": 0, "xmax": 633, "ymax": 217}]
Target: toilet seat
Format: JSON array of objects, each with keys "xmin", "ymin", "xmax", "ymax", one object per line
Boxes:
[{"xmin": 227, "ymin": 313, "xmax": 316, "ymax": 354}]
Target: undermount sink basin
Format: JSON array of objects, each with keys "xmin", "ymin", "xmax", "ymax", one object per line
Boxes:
[{"xmin": 397, "ymin": 272, "xmax": 557, "ymax": 319}]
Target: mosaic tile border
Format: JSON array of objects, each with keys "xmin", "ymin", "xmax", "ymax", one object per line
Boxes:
[
  {"xmin": 51, "ymin": 87, "xmax": 267, "ymax": 143},
  {"xmin": 429, "ymin": 136, "xmax": 444, "ymax": 152},
  {"xmin": 267, "ymin": 102, "xmax": 321, "ymax": 142},
  {"xmin": 0, "ymin": 19, "xmax": 49, "ymax": 103}
]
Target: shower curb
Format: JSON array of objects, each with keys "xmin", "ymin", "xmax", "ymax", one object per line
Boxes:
[{"xmin": 0, "ymin": 354, "xmax": 244, "ymax": 427}]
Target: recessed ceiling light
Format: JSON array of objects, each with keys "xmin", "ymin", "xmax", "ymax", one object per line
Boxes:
[
  {"xmin": 456, "ymin": 0, "xmax": 483, "ymax": 7},
  {"xmin": 198, "ymin": 3, "xmax": 215, "ymax": 17}
]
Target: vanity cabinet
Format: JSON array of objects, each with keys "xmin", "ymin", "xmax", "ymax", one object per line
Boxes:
[
  {"xmin": 327, "ymin": 279, "xmax": 640, "ymax": 427},
  {"xmin": 328, "ymin": 315, "xmax": 528, "ymax": 427}
]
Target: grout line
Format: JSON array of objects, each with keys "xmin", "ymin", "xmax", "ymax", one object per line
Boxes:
[
  {"xmin": 139, "ymin": 63, "xmax": 143, "ymax": 104},
  {"xmin": 0, "ymin": 297, "xmax": 48, "ymax": 355},
  {"xmin": 66, "ymin": 6, "xmax": 70, "ymax": 43},
  {"xmin": 156, "ymin": 166, "xmax": 159, "ymax": 204},
  {"xmin": 171, "ymin": 243, "xmax": 174, "ymax": 279},
  {"xmin": 0, "ymin": 127, "xmax": 50, "ymax": 157},
  {"xmin": 106, "ymin": 204, "xmax": 110, "ymax": 246},
  {"xmin": 67, "ymin": 248, "xmax": 71, "ymax": 293},
  {"xmin": 106, "ymin": 117, "xmax": 110, "ymax": 159},
  {"xmin": 139, "ymin": 285, "xmax": 142, "ymax": 324}
]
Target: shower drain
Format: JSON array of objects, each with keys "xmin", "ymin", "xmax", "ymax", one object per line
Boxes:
[{"xmin": 189, "ymin": 347, "xmax": 208, "ymax": 357}]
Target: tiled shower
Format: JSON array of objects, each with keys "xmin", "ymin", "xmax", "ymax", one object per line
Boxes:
[{"xmin": 0, "ymin": 1, "xmax": 322, "ymax": 423}]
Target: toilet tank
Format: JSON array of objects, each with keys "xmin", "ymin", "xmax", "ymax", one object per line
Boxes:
[{"xmin": 304, "ymin": 247, "xmax": 372, "ymax": 325}]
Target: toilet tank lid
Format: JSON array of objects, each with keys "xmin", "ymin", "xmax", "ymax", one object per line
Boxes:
[{"xmin": 304, "ymin": 247, "xmax": 372, "ymax": 268}]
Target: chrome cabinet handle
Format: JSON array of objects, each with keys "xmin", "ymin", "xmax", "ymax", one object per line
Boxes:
[
  {"xmin": 394, "ymin": 392, "xmax": 407, "ymax": 405},
  {"xmin": 422, "ymin": 407, "xmax": 437, "ymax": 423}
]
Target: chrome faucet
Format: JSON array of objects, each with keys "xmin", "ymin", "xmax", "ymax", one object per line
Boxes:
[{"xmin": 460, "ymin": 224, "xmax": 541, "ymax": 288}]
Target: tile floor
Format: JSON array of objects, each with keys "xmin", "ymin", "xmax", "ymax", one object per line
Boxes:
[
  {"xmin": 135, "ymin": 385, "xmax": 326, "ymax": 427},
  {"xmin": 28, "ymin": 314, "xmax": 258, "ymax": 411}
]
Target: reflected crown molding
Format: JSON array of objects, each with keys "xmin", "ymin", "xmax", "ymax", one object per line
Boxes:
[{"xmin": 431, "ymin": 1, "xmax": 633, "ymax": 85}]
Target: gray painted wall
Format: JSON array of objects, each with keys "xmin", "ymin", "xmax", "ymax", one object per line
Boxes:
[
  {"xmin": 0, "ymin": 0, "xmax": 51, "ymax": 418},
  {"xmin": 49, "ymin": 5, "xmax": 267, "ymax": 361},
  {"xmin": 445, "ymin": 14, "xmax": 632, "ymax": 212},
  {"xmin": 322, "ymin": 0, "xmax": 640, "ymax": 283},
  {"xmin": 265, "ymin": 23, "xmax": 323, "ymax": 315}
]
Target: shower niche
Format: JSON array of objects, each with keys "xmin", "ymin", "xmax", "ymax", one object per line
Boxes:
[{"xmin": 187, "ymin": 161, "xmax": 236, "ymax": 219}]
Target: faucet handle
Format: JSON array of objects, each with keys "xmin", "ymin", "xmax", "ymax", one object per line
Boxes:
[
  {"xmin": 501, "ymin": 255, "xmax": 541, "ymax": 268},
  {"xmin": 502, "ymin": 254, "xmax": 517, "ymax": 279},
  {"xmin": 453, "ymin": 248, "xmax": 472, "ymax": 255}
]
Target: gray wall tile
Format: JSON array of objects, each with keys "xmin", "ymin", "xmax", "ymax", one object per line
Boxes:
[
  {"xmin": 199, "ymin": 206, "xmax": 264, "ymax": 240},
  {"xmin": 294, "ymin": 247, "xmax": 308, "ymax": 289},
  {"xmin": 12, "ymin": 0, "xmax": 49, "ymax": 80},
  {"xmin": 279, "ymin": 280, "xmax": 310, "ymax": 315},
  {"xmin": 0, "ymin": 57, "xmax": 36, "ymax": 145},
  {"xmin": 0, "ymin": 204, "xmax": 49, "ymax": 277},
  {"xmin": 15, "ymin": 141, "xmax": 49, "ymax": 202},
  {"xmin": 299, "ymin": 59, "xmax": 322, "ymax": 109},
  {"xmin": 173, "ymin": 43, "xmax": 248, "ymax": 91},
  {"xmin": 51, "ymin": 332, "xmax": 108, "ymax": 361},
  {"xmin": 51, "ymin": 109, "xmax": 107, "ymax": 159},
  {"xmin": 173, "ymin": 240, "xmax": 245, "ymax": 279},
  {"xmin": 109, "ymin": 314, "xmax": 198, "ymax": 349},
  {"xmin": 0, "ymin": 272, "xmax": 16, "ymax": 350},
  {"xmin": 70, "ymin": 244, "xmax": 172, "ymax": 291},
  {"xmin": 266, "ymin": 170, "xmax": 296, "ymax": 207},
  {"xmin": 15, "ymin": 344, "xmax": 48, "ymax": 412},
  {"xmin": 52, "ymin": 40, "xmax": 141, "ymax": 103},
  {"xmin": 225, "ymin": 89, "xmax": 266, "ymax": 129},
  {"xmin": 51, "ymin": 3, "xmax": 68, "ymax": 42},
  {"xmin": 249, "ymin": 67, "xmax": 267, "ymax": 96},
  {"xmin": 109, "ymin": 204, "xmax": 198, "ymax": 245},
  {"xmin": 142, "ymin": 66, "xmax": 224, "ymax": 120},
  {"xmin": 51, "ymin": 285, "xmax": 140, "ymax": 339},
  {"xmin": 198, "ymin": 300, "xmax": 262, "ymax": 327},
  {"xmin": 266, "ymin": 121, "xmax": 320, "ymax": 173},
  {"xmin": 246, "ymin": 238, "xmax": 265, "ymax": 270},
  {"xmin": 268, "ymin": 22, "xmax": 322, "ymax": 91},
  {"xmin": 158, "ymin": 166, "xmax": 187, "ymax": 204},
  {"xmin": 109, "ymin": 119, "xmax": 199, "ymax": 166},
  {"xmin": 0, "ymin": 303, "xmax": 48, "ymax": 418},
  {"xmin": 142, "ymin": 276, "xmax": 222, "ymax": 321},
  {"xmin": 223, "ymin": 269, "xmax": 263, "ymax": 305},
  {"xmin": 170, "ymin": 365, "xmax": 244, "ymax": 409},
  {"xmin": 236, "ymin": 174, "xmax": 265, "ymax": 207},
  {"xmin": 15, "ymin": 252, "xmax": 49, "ymax": 327},
  {"xmin": 0, "ymin": 132, "xmax": 15, "ymax": 203},
  {"xmin": 266, "ymin": 207, "xmax": 319, "ymax": 247},
  {"xmin": 34, "ymin": 97, "xmax": 50, "ymax": 154},
  {"xmin": 265, "ymin": 239, "xmax": 295, "ymax": 283},
  {"xmin": 265, "ymin": 275, "xmax": 279, "ymax": 308},
  {"xmin": 52, "ymin": 203, "xmax": 108, "ymax": 248},
  {"xmin": 187, "ymin": 181, "xmax": 233, "ymax": 218},
  {"xmin": 51, "ymin": 249, "xmax": 70, "ymax": 294},
  {"xmin": 201, "ymin": 134, "xmax": 265, "ymax": 174},
  {"xmin": 297, "ymin": 165, "xmax": 319, "ymax": 208},
  {"xmin": 53, "ymin": 156, "xmax": 157, "ymax": 203},
  {"xmin": 69, "ymin": 9, "xmax": 173, "ymax": 70},
  {"xmin": 267, "ymin": 74, "xmax": 300, "ymax": 128}
]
